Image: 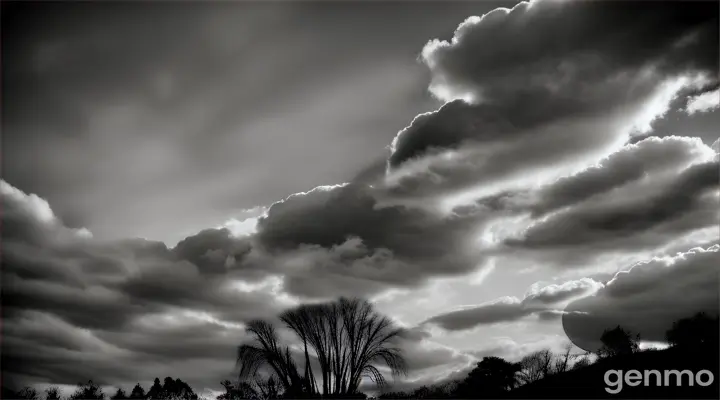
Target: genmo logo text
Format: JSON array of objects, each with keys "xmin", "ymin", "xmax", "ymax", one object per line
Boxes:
[{"xmin": 604, "ymin": 369, "xmax": 715, "ymax": 394}]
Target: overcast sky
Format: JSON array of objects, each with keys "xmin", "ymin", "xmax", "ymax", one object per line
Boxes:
[{"xmin": 2, "ymin": 0, "xmax": 719, "ymax": 397}]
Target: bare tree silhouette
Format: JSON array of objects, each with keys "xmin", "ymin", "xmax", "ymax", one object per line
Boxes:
[
  {"xmin": 518, "ymin": 349, "xmax": 554, "ymax": 384},
  {"xmin": 552, "ymin": 344, "xmax": 574, "ymax": 374},
  {"xmin": 236, "ymin": 297, "xmax": 406, "ymax": 398},
  {"xmin": 517, "ymin": 344, "xmax": 585, "ymax": 385}
]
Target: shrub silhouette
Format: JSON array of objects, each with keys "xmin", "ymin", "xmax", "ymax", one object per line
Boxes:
[
  {"xmin": 379, "ymin": 381, "xmax": 459, "ymax": 399},
  {"xmin": 111, "ymin": 387, "xmax": 128, "ymax": 400},
  {"xmin": 147, "ymin": 378, "xmax": 164, "ymax": 400},
  {"xmin": 69, "ymin": 380, "xmax": 106, "ymax": 400},
  {"xmin": 666, "ymin": 312, "xmax": 719, "ymax": 349},
  {"xmin": 596, "ymin": 325, "xmax": 640, "ymax": 358},
  {"xmin": 216, "ymin": 379, "xmax": 275, "ymax": 400},
  {"xmin": 570, "ymin": 354, "xmax": 593, "ymax": 370},
  {"xmin": 455, "ymin": 356, "xmax": 521, "ymax": 398},
  {"xmin": 129, "ymin": 383, "xmax": 146, "ymax": 400},
  {"xmin": 16, "ymin": 387, "xmax": 40, "ymax": 400},
  {"xmin": 45, "ymin": 387, "xmax": 61, "ymax": 400}
]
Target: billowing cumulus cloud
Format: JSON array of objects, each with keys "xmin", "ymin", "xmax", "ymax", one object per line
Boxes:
[
  {"xmin": 562, "ymin": 244, "xmax": 720, "ymax": 352},
  {"xmin": 384, "ymin": 0, "xmax": 717, "ymax": 207},
  {"xmin": 245, "ymin": 137, "xmax": 716, "ymax": 297},
  {"xmin": 686, "ymin": 88, "xmax": 720, "ymax": 115},
  {"xmin": 250, "ymin": 183, "xmax": 495, "ymax": 298},
  {"xmin": 1, "ymin": 180, "xmax": 93, "ymax": 246},
  {"xmin": 172, "ymin": 228, "xmax": 253, "ymax": 275},
  {"xmin": 421, "ymin": 1, "xmax": 716, "ymax": 105}
]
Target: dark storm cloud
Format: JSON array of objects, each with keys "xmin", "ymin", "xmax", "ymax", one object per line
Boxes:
[
  {"xmin": 506, "ymin": 158, "xmax": 719, "ymax": 255},
  {"xmin": 396, "ymin": 329, "xmax": 475, "ymax": 373},
  {"xmin": 528, "ymin": 136, "xmax": 715, "ymax": 217},
  {"xmin": 0, "ymin": 181, "xmax": 91, "ymax": 246},
  {"xmin": 421, "ymin": 0, "xmax": 716, "ymax": 105},
  {"xmin": 450, "ymin": 135, "xmax": 714, "ymax": 215},
  {"xmin": 421, "ymin": 278, "xmax": 602, "ymax": 331},
  {"xmin": 3, "ymin": 312, "xmax": 246, "ymax": 390},
  {"xmin": 384, "ymin": 0, "xmax": 717, "ymax": 202},
  {"xmin": 1, "ymin": 182, "xmax": 282, "ymax": 330},
  {"xmin": 2, "ymin": 175, "xmax": 491, "ymax": 387},
  {"xmin": 2, "ymin": 273, "xmax": 146, "ymax": 331},
  {"xmin": 422, "ymin": 297, "xmax": 528, "ymax": 331},
  {"xmin": 364, "ymin": 329, "xmax": 478, "ymax": 395},
  {"xmin": 1, "ymin": 181, "xmax": 289, "ymax": 389},
  {"xmin": 172, "ymin": 228, "xmax": 252, "ymax": 275},
  {"xmin": 408, "ymin": 135, "xmax": 719, "ymax": 268},
  {"xmin": 2, "ymin": 179, "xmax": 485, "ymax": 391},
  {"xmin": 94, "ymin": 322, "xmax": 249, "ymax": 361},
  {"xmin": 562, "ymin": 244, "xmax": 720, "ymax": 352},
  {"xmin": 251, "ymin": 183, "xmax": 495, "ymax": 298}
]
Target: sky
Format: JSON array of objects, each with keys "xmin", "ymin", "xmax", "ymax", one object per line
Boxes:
[{"xmin": 1, "ymin": 0, "xmax": 719, "ymax": 397}]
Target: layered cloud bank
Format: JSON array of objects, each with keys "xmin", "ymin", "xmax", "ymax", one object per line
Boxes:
[
  {"xmin": 562, "ymin": 244, "xmax": 720, "ymax": 352},
  {"xmin": 2, "ymin": 0, "xmax": 718, "ymax": 394},
  {"xmin": 421, "ymin": 278, "xmax": 605, "ymax": 331}
]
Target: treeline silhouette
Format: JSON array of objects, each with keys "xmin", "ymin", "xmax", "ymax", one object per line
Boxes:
[
  {"xmin": 2, "ymin": 377, "xmax": 198, "ymax": 400},
  {"xmin": 2, "ymin": 304, "xmax": 718, "ymax": 400},
  {"xmin": 378, "ymin": 312, "xmax": 719, "ymax": 400}
]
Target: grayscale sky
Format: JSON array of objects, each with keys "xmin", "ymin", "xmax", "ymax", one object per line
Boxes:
[{"xmin": 2, "ymin": 0, "xmax": 719, "ymax": 397}]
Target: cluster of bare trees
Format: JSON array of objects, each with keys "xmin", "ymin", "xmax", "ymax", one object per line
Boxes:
[
  {"xmin": 233, "ymin": 297, "xmax": 407, "ymax": 399},
  {"xmin": 379, "ymin": 346, "xmax": 591, "ymax": 399},
  {"xmin": 516, "ymin": 345, "xmax": 591, "ymax": 385}
]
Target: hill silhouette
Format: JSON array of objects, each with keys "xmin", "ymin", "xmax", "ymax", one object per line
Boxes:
[
  {"xmin": 3, "ymin": 313, "xmax": 717, "ymax": 399},
  {"xmin": 506, "ymin": 345, "xmax": 719, "ymax": 399}
]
